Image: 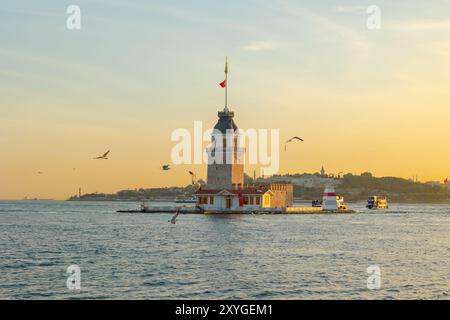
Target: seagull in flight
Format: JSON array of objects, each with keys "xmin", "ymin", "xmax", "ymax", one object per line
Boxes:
[
  {"xmin": 94, "ymin": 150, "xmax": 110, "ymax": 160},
  {"xmin": 162, "ymin": 164, "xmax": 171, "ymax": 171},
  {"xmin": 286, "ymin": 136, "xmax": 304, "ymax": 143},
  {"xmin": 169, "ymin": 209, "xmax": 181, "ymax": 224},
  {"xmin": 188, "ymin": 171, "xmax": 197, "ymax": 185},
  {"xmin": 285, "ymin": 136, "xmax": 304, "ymax": 151}
]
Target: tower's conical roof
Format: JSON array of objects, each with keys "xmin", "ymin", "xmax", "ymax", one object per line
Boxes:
[{"xmin": 213, "ymin": 109, "xmax": 238, "ymax": 133}]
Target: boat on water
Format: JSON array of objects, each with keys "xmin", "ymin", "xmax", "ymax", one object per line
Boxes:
[
  {"xmin": 336, "ymin": 196, "xmax": 348, "ymax": 210},
  {"xmin": 366, "ymin": 196, "xmax": 388, "ymax": 209},
  {"xmin": 311, "ymin": 200, "xmax": 322, "ymax": 207}
]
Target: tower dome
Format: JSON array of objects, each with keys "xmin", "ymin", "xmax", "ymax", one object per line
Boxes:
[{"xmin": 213, "ymin": 109, "xmax": 238, "ymax": 134}]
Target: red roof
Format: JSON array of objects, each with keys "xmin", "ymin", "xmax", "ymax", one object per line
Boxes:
[{"xmin": 194, "ymin": 188, "xmax": 266, "ymax": 195}]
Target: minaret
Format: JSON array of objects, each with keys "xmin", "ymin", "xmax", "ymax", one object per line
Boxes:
[{"xmin": 206, "ymin": 58, "xmax": 244, "ymax": 189}]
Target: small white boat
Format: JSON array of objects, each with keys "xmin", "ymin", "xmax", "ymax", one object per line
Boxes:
[{"xmin": 336, "ymin": 196, "xmax": 348, "ymax": 210}]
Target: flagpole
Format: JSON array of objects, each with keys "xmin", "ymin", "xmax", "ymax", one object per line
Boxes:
[
  {"xmin": 225, "ymin": 57, "xmax": 228, "ymax": 111},
  {"xmin": 225, "ymin": 69, "xmax": 227, "ymax": 109}
]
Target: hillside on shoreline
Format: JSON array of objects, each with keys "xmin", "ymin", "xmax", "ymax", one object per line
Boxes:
[
  {"xmin": 300, "ymin": 174, "xmax": 450, "ymax": 203},
  {"xmin": 68, "ymin": 172, "xmax": 450, "ymax": 203}
]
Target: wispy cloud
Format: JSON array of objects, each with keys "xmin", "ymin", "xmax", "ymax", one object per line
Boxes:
[
  {"xmin": 277, "ymin": 1, "xmax": 373, "ymax": 52},
  {"xmin": 385, "ymin": 20, "xmax": 450, "ymax": 31},
  {"xmin": 242, "ymin": 41, "xmax": 278, "ymax": 51},
  {"xmin": 429, "ymin": 40, "xmax": 450, "ymax": 57},
  {"xmin": 334, "ymin": 5, "xmax": 366, "ymax": 14}
]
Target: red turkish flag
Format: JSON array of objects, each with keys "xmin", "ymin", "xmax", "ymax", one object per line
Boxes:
[{"xmin": 219, "ymin": 80, "xmax": 226, "ymax": 88}]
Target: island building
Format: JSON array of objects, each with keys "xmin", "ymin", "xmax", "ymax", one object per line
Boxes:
[
  {"xmin": 194, "ymin": 59, "xmax": 293, "ymax": 211},
  {"xmin": 256, "ymin": 170, "xmax": 336, "ymax": 188}
]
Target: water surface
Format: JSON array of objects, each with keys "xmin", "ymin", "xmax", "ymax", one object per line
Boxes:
[{"xmin": 0, "ymin": 201, "xmax": 449, "ymax": 299}]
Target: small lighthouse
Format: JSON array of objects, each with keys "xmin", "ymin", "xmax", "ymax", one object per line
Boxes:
[{"xmin": 322, "ymin": 186, "xmax": 338, "ymax": 210}]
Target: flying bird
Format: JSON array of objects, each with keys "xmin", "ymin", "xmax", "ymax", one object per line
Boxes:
[
  {"xmin": 94, "ymin": 150, "xmax": 110, "ymax": 160},
  {"xmin": 162, "ymin": 164, "xmax": 171, "ymax": 171},
  {"xmin": 286, "ymin": 136, "xmax": 304, "ymax": 143},
  {"xmin": 169, "ymin": 208, "xmax": 181, "ymax": 224},
  {"xmin": 188, "ymin": 171, "xmax": 197, "ymax": 184},
  {"xmin": 285, "ymin": 136, "xmax": 304, "ymax": 151}
]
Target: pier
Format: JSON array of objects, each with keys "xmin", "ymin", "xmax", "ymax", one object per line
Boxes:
[{"xmin": 116, "ymin": 206, "xmax": 356, "ymax": 215}]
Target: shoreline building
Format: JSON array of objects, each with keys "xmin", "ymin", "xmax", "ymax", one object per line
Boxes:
[
  {"xmin": 194, "ymin": 59, "xmax": 293, "ymax": 211},
  {"xmin": 256, "ymin": 171, "xmax": 336, "ymax": 188}
]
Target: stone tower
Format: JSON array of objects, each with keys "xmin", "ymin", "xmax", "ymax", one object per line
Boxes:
[
  {"xmin": 206, "ymin": 108, "xmax": 244, "ymax": 189},
  {"xmin": 206, "ymin": 58, "xmax": 244, "ymax": 189}
]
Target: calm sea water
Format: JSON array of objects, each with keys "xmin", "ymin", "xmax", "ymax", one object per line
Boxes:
[{"xmin": 0, "ymin": 201, "xmax": 449, "ymax": 300}]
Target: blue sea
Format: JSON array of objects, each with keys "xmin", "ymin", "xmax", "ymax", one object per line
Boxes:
[{"xmin": 0, "ymin": 201, "xmax": 449, "ymax": 299}]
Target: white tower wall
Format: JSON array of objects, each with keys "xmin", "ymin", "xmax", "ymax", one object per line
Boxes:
[{"xmin": 322, "ymin": 186, "xmax": 338, "ymax": 210}]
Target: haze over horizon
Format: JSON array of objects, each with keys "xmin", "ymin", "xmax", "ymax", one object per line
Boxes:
[{"xmin": 1, "ymin": 0, "xmax": 450, "ymax": 200}]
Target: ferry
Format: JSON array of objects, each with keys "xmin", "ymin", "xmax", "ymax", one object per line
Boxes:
[{"xmin": 366, "ymin": 196, "xmax": 388, "ymax": 209}]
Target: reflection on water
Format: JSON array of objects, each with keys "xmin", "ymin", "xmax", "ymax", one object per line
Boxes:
[{"xmin": 0, "ymin": 201, "xmax": 449, "ymax": 299}]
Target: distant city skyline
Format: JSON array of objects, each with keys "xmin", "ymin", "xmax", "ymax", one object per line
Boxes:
[{"xmin": 1, "ymin": 0, "xmax": 450, "ymax": 199}]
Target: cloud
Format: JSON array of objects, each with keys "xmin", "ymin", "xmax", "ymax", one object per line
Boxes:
[
  {"xmin": 242, "ymin": 41, "xmax": 278, "ymax": 51},
  {"xmin": 276, "ymin": 1, "xmax": 373, "ymax": 52},
  {"xmin": 334, "ymin": 5, "xmax": 366, "ymax": 14},
  {"xmin": 429, "ymin": 40, "xmax": 450, "ymax": 57},
  {"xmin": 385, "ymin": 20, "xmax": 450, "ymax": 31}
]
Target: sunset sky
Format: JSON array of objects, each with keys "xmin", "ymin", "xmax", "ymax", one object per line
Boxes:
[{"xmin": 1, "ymin": 0, "xmax": 450, "ymax": 199}]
